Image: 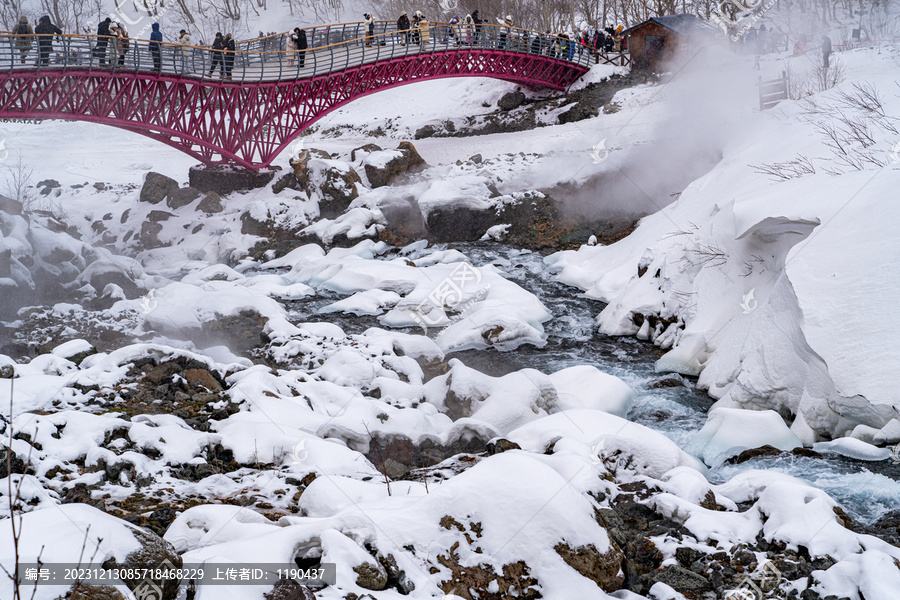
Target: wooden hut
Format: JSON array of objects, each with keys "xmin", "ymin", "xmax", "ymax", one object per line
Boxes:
[{"xmin": 622, "ymin": 15, "xmax": 717, "ymax": 71}]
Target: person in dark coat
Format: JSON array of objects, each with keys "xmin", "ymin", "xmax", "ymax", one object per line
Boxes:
[
  {"xmin": 530, "ymin": 30, "xmax": 543, "ymax": 55},
  {"xmin": 34, "ymin": 15, "xmax": 61, "ymax": 66},
  {"xmin": 397, "ymin": 12, "xmax": 410, "ymax": 45},
  {"xmin": 291, "ymin": 28, "xmax": 308, "ymax": 67},
  {"xmin": 471, "ymin": 10, "xmax": 482, "ymax": 45},
  {"xmin": 94, "ymin": 17, "xmax": 112, "ymax": 65},
  {"xmin": 821, "ymin": 35, "xmax": 832, "ymax": 68},
  {"xmin": 149, "ymin": 22, "xmax": 162, "ymax": 72},
  {"xmin": 208, "ymin": 32, "xmax": 225, "ymax": 78},
  {"xmin": 224, "ymin": 33, "xmax": 236, "ymax": 80}
]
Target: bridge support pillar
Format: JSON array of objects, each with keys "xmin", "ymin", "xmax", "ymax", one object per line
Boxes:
[{"xmin": 188, "ymin": 164, "xmax": 282, "ymax": 196}]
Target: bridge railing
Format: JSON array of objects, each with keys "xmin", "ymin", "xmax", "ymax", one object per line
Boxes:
[{"xmin": 0, "ymin": 20, "xmax": 592, "ymax": 83}]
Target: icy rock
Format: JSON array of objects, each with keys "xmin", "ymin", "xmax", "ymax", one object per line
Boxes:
[
  {"xmin": 508, "ymin": 409, "xmax": 706, "ymax": 477},
  {"xmin": 51, "ymin": 338, "xmax": 97, "ymax": 365},
  {"xmin": 164, "ymin": 505, "xmax": 278, "ymax": 553},
  {"xmin": 105, "ymin": 527, "xmax": 182, "ymax": 599},
  {"xmin": 318, "ymin": 350, "xmax": 377, "ymax": 389},
  {"xmin": 874, "ymin": 419, "xmax": 900, "ymax": 445},
  {"xmin": 424, "ymin": 361, "xmax": 556, "ymax": 434},
  {"xmin": 647, "ymin": 566, "xmax": 710, "ymax": 596},
  {"xmin": 196, "ymin": 191, "xmax": 224, "ymax": 213},
  {"xmin": 548, "ymin": 365, "xmax": 635, "ymax": 417},
  {"xmin": 812, "ymin": 438, "xmax": 892, "ymax": 461},
  {"xmin": 686, "ymin": 408, "xmax": 802, "ymax": 466}
]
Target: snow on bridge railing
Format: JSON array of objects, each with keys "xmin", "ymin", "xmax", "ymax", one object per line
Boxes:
[{"xmin": 0, "ymin": 20, "xmax": 592, "ymax": 83}]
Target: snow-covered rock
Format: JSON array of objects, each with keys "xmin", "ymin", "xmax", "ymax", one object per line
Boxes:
[{"xmin": 686, "ymin": 408, "xmax": 802, "ymax": 467}]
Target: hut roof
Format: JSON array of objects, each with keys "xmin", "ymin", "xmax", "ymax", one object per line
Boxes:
[{"xmin": 622, "ymin": 14, "xmax": 718, "ymax": 36}]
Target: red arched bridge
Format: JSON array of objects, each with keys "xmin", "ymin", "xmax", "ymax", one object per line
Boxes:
[{"xmin": 0, "ymin": 21, "xmax": 590, "ymax": 169}]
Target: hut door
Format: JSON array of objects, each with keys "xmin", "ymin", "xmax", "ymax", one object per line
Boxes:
[{"xmin": 646, "ymin": 35, "xmax": 665, "ymax": 57}]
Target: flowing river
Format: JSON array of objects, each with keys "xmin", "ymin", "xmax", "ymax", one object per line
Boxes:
[{"xmin": 281, "ymin": 242, "xmax": 900, "ymax": 530}]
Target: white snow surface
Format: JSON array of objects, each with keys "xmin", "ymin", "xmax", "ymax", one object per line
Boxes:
[{"xmin": 547, "ymin": 47, "xmax": 900, "ymax": 442}]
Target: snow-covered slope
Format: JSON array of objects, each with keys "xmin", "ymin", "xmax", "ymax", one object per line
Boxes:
[{"xmin": 548, "ymin": 47, "xmax": 900, "ymax": 443}]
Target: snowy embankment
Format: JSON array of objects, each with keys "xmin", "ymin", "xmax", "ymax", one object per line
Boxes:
[
  {"xmin": 4, "ymin": 329, "xmax": 900, "ymax": 600},
  {"xmin": 548, "ymin": 47, "xmax": 900, "ymax": 447}
]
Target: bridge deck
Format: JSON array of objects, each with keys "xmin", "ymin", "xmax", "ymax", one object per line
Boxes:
[{"xmin": 2, "ymin": 22, "xmax": 596, "ymax": 83}]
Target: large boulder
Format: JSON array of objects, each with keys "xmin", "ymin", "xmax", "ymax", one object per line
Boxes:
[
  {"xmin": 309, "ymin": 159, "xmax": 362, "ymax": 218},
  {"xmin": 555, "ymin": 542, "xmax": 625, "ymax": 592},
  {"xmin": 423, "ymin": 187, "xmax": 561, "ymax": 246},
  {"xmin": 0, "ymin": 505, "xmax": 182, "ymax": 600},
  {"xmin": 285, "ymin": 147, "xmax": 334, "ymax": 193},
  {"xmin": 102, "ymin": 527, "xmax": 183, "ymax": 600},
  {"xmin": 0, "ymin": 193, "xmax": 23, "ymax": 215},
  {"xmin": 140, "ymin": 221, "xmax": 164, "ymax": 249},
  {"xmin": 188, "ymin": 164, "xmax": 279, "ymax": 195},
  {"xmin": 350, "ymin": 143, "xmax": 383, "ymax": 162},
  {"xmin": 139, "ymin": 172, "xmax": 179, "ymax": 205},
  {"xmin": 498, "ymin": 90, "xmax": 526, "ymax": 111},
  {"xmin": 166, "ymin": 186, "xmax": 202, "ymax": 209},
  {"xmin": 286, "ymin": 149, "xmax": 362, "ymax": 218},
  {"xmin": 363, "ymin": 141, "xmax": 427, "ymax": 188},
  {"xmin": 67, "ymin": 585, "xmax": 127, "ymax": 599},
  {"xmin": 196, "ymin": 191, "xmax": 224, "ymax": 213}
]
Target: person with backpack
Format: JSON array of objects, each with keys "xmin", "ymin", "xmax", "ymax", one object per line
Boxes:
[
  {"xmin": 94, "ymin": 17, "xmax": 112, "ymax": 65},
  {"xmin": 224, "ymin": 33, "xmax": 235, "ymax": 80},
  {"xmin": 34, "ymin": 15, "xmax": 61, "ymax": 66},
  {"xmin": 208, "ymin": 32, "xmax": 225, "ymax": 78},
  {"xmin": 558, "ymin": 32, "xmax": 572, "ymax": 60},
  {"xmin": 397, "ymin": 12, "xmax": 410, "ymax": 46},
  {"xmin": 13, "ymin": 16, "xmax": 33, "ymax": 65},
  {"xmin": 149, "ymin": 22, "xmax": 162, "ymax": 72}
]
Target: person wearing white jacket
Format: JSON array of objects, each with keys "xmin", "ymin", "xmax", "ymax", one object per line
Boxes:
[
  {"xmin": 496, "ymin": 15, "xmax": 513, "ymax": 49},
  {"xmin": 364, "ymin": 13, "xmax": 375, "ymax": 46}
]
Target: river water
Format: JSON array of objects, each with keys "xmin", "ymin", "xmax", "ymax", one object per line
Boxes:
[{"xmin": 283, "ymin": 242, "xmax": 900, "ymax": 528}]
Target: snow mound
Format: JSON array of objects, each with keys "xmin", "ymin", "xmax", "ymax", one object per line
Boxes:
[{"xmin": 686, "ymin": 408, "xmax": 802, "ymax": 467}]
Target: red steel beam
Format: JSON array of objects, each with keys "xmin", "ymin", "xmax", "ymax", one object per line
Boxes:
[{"xmin": 0, "ymin": 50, "xmax": 587, "ymax": 169}]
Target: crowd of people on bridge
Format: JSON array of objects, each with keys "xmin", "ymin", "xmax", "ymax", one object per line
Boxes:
[
  {"xmin": 387, "ymin": 9, "xmax": 629, "ymax": 62},
  {"xmin": 6, "ymin": 11, "xmax": 632, "ymax": 74}
]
